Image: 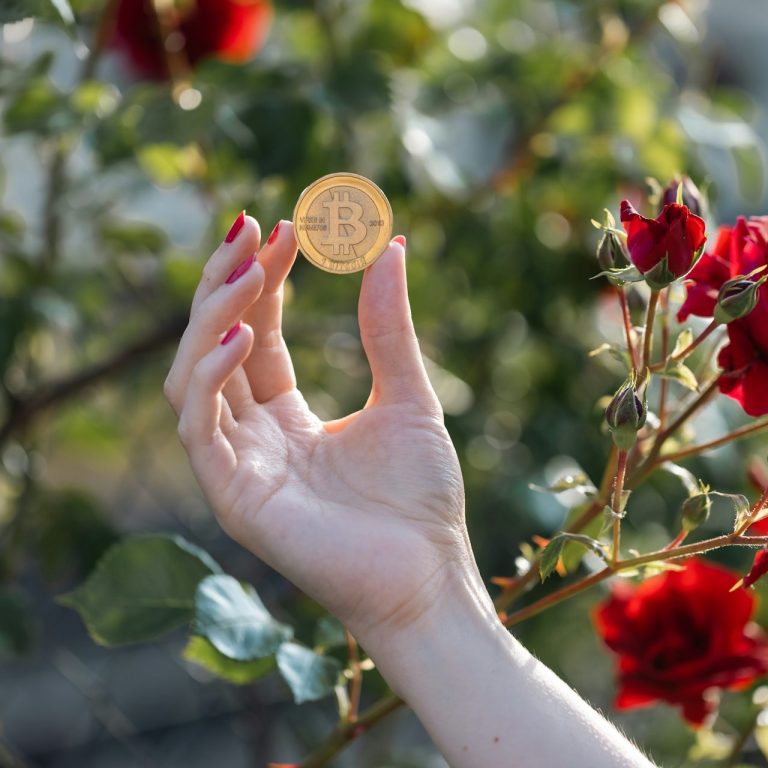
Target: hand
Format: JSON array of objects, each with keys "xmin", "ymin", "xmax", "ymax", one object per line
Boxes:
[{"xmin": 164, "ymin": 216, "xmax": 475, "ymax": 645}]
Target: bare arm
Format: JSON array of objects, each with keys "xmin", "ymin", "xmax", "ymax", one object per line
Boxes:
[{"xmin": 164, "ymin": 213, "xmax": 656, "ymax": 767}]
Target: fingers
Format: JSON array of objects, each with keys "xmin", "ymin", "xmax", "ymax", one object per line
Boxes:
[
  {"xmin": 358, "ymin": 237, "xmax": 438, "ymax": 408},
  {"xmin": 165, "ymin": 250, "xmax": 266, "ymax": 416},
  {"xmin": 191, "ymin": 213, "xmax": 261, "ymax": 315},
  {"xmin": 177, "ymin": 322, "xmax": 255, "ymax": 489},
  {"xmin": 241, "ymin": 220, "xmax": 299, "ymax": 403}
]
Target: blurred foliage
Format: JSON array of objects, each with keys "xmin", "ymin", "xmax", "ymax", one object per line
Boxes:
[{"xmin": 1, "ymin": 0, "xmax": 768, "ymax": 765}]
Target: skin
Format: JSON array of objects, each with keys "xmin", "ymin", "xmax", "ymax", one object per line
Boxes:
[{"xmin": 164, "ymin": 216, "xmax": 657, "ymax": 767}]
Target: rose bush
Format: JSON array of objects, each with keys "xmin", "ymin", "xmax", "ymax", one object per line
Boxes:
[
  {"xmin": 594, "ymin": 559, "xmax": 768, "ymax": 725},
  {"xmin": 113, "ymin": 0, "xmax": 272, "ymax": 79},
  {"xmin": 678, "ymin": 216, "xmax": 768, "ymax": 416}
]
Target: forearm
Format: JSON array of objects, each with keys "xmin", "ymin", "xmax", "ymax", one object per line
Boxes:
[{"xmin": 361, "ymin": 565, "xmax": 656, "ymax": 768}]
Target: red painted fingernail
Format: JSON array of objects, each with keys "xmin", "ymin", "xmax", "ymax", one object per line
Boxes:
[
  {"xmin": 225, "ymin": 211, "xmax": 246, "ymax": 243},
  {"xmin": 267, "ymin": 221, "xmax": 281, "ymax": 245},
  {"xmin": 392, "ymin": 235, "xmax": 406, "ymax": 247},
  {"xmin": 225, "ymin": 254, "xmax": 254, "ymax": 284},
  {"xmin": 221, "ymin": 322, "xmax": 241, "ymax": 345}
]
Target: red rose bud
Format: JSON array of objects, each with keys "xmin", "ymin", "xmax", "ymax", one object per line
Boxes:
[
  {"xmin": 620, "ymin": 200, "xmax": 707, "ymax": 289},
  {"xmin": 714, "ymin": 274, "xmax": 768, "ymax": 325},
  {"xmin": 113, "ymin": 0, "xmax": 273, "ymax": 80},
  {"xmin": 605, "ymin": 376, "xmax": 647, "ymax": 450},
  {"xmin": 681, "ymin": 492, "xmax": 711, "ymax": 532},
  {"xmin": 596, "ymin": 230, "xmax": 629, "ymax": 270},
  {"xmin": 660, "ymin": 176, "xmax": 704, "ymax": 218},
  {"xmin": 744, "ymin": 547, "xmax": 768, "ymax": 589}
]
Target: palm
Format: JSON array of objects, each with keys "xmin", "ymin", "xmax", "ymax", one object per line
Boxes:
[
  {"xmin": 167, "ymin": 220, "xmax": 469, "ymax": 639},
  {"xmin": 219, "ymin": 389, "xmax": 464, "ymax": 635}
]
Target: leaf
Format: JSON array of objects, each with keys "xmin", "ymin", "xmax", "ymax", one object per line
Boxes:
[
  {"xmin": 709, "ymin": 492, "xmax": 752, "ymax": 532},
  {"xmin": 560, "ymin": 503, "xmax": 603, "ymax": 573},
  {"xmin": 58, "ymin": 535, "xmax": 221, "ymax": 646},
  {"xmin": 659, "ymin": 462, "xmax": 700, "ymax": 496},
  {"xmin": 658, "ymin": 362, "xmax": 699, "ymax": 391},
  {"xmin": 314, "ymin": 615, "xmax": 347, "ymax": 651},
  {"xmin": 671, "ymin": 328, "xmax": 693, "ymax": 359},
  {"xmin": 194, "ymin": 575, "xmax": 292, "ymax": 661},
  {"xmin": 539, "ymin": 537, "xmax": 566, "ymax": 582},
  {"xmin": 529, "ymin": 473, "xmax": 596, "ymax": 496},
  {"xmin": 591, "ymin": 264, "xmax": 645, "ymax": 286},
  {"xmin": 182, "ymin": 636, "xmax": 276, "ymax": 685},
  {"xmin": 276, "ymin": 643, "xmax": 341, "ymax": 704},
  {"xmin": 0, "ymin": 0, "xmax": 45, "ymax": 23}
]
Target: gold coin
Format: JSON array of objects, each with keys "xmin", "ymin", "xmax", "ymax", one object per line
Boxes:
[{"xmin": 293, "ymin": 172, "xmax": 393, "ymax": 274}]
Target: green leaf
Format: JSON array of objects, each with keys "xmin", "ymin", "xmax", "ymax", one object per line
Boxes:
[
  {"xmin": 276, "ymin": 642, "xmax": 341, "ymax": 704},
  {"xmin": 314, "ymin": 615, "xmax": 347, "ymax": 651},
  {"xmin": 539, "ymin": 536, "xmax": 566, "ymax": 582},
  {"xmin": 709, "ymin": 492, "xmax": 752, "ymax": 532},
  {"xmin": 671, "ymin": 328, "xmax": 693, "ymax": 359},
  {"xmin": 592, "ymin": 264, "xmax": 645, "ymax": 286},
  {"xmin": 194, "ymin": 574, "xmax": 293, "ymax": 661},
  {"xmin": 529, "ymin": 473, "xmax": 596, "ymax": 496},
  {"xmin": 182, "ymin": 636, "xmax": 276, "ymax": 685},
  {"xmin": 659, "ymin": 462, "xmax": 700, "ymax": 496},
  {"xmin": 58, "ymin": 535, "xmax": 221, "ymax": 646},
  {"xmin": 658, "ymin": 362, "xmax": 699, "ymax": 391},
  {"xmin": 560, "ymin": 503, "xmax": 603, "ymax": 573},
  {"xmin": 0, "ymin": 589, "xmax": 34, "ymax": 656}
]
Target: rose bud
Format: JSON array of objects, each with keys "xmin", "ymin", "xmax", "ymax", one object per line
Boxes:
[
  {"xmin": 681, "ymin": 492, "xmax": 711, "ymax": 532},
  {"xmin": 596, "ymin": 230, "xmax": 629, "ymax": 271},
  {"xmin": 714, "ymin": 274, "xmax": 768, "ymax": 325},
  {"xmin": 605, "ymin": 376, "xmax": 647, "ymax": 450},
  {"xmin": 743, "ymin": 547, "xmax": 768, "ymax": 589},
  {"xmin": 660, "ymin": 176, "xmax": 704, "ymax": 217},
  {"xmin": 620, "ymin": 200, "xmax": 707, "ymax": 289}
]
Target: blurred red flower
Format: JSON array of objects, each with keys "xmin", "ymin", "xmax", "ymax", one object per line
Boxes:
[
  {"xmin": 620, "ymin": 200, "xmax": 706, "ymax": 287},
  {"xmin": 113, "ymin": 0, "xmax": 272, "ymax": 79},
  {"xmin": 594, "ymin": 558, "xmax": 768, "ymax": 725},
  {"xmin": 744, "ymin": 547, "xmax": 768, "ymax": 589},
  {"xmin": 677, "ymin": 216, "xmax": 768, "ymax": 416}
]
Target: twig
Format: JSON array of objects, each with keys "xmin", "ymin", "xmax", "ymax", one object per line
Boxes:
[
  {"xmin": 611, "ymin": 451, "xmax": 628, "ymax": 565},
  {"xmin": 641, "ymin": 289, "xmax": 660, "ymax": 374}
]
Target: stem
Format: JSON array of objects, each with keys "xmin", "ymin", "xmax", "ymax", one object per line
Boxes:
[
  {"xmin": 617, "ymin": 287, "xmax": 638, "ymax": 375},
  {"xmin": 344, "ymin": 629, "xmax": 362, "ymax": 724},
  {"xmin": 660, "ymin": 417, "xmax": 768, "ymax": 464},
  {"xmin": 642, "ymin": 289, "xmax": 660, "ymax": 373},
  {"xmin": 735, "ymin": 484, "xmax": 768, "ymax": 536},
  {"xmin": 504, "ymin": 533, "xmax": 768, "ymax": 628},
  {"xmin": 299, "ymin": 693, "xmax": 404, "ymax": 768},
  {"xmin": 639, "ymin": 376, "xmax": 720, "ymax": 477},
  {"xmin": 650, "ymin": 319, "xmax": 719, "ymax": 371},
  {"xmin": 611, "ymin": 451, "xmax": 628, "ymax": 565},
  {"xmin": 658, "ymin": 290, "xmax": 670, "ymax": 429},
  {"xmin": 727, "ymin": 709, "xmax": 760, "ymax": 766}
]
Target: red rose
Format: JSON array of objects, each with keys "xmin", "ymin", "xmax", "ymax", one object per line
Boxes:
[
  {"xmin": 620, "ymin": 200, "xmax": 707, "ymax": 288},
  {"xmin": 677, "ymin": 216, "xmax": 768, "ymax": 416},
  {"xmin": 113, "ymin": 0, "xmax": 272, "ymax": 79},
  {"xmin": 594, "ymin": 558, "xmax": 768, "ymax": 725}
]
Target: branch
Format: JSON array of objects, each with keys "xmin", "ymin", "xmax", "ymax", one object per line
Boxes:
[{"xmin": 0, "ymin": 314, "xmax": 187, "ymax": 447}]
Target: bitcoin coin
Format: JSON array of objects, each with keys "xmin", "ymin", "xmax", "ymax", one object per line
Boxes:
[{"xmin": 293, "ymin": 173, "xmax": 393, "ymax": 274}]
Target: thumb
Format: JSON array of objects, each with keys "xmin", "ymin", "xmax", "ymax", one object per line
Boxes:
[{"xmin": 358, "ymin": 237, "xmax": 435, "ymax": 407}]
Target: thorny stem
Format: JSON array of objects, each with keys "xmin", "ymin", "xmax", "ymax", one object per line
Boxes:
[
  {"xmin": 299, "ymin": 693, "xmax": 404, "ymax": 768},
  {"xmin": 344, "ymin": 629, "xmax": 363, "ymax": 724},
  {"xmin": 658, "ymin": 289, "xmax": 670, "ymax": 429},
  {"xmin": 660, "ymin": 417, "xmax": 768, "ymax": 464},
  {"xmin": 649, "ymin": 318, "xmax": 720, "ymax": 372},
  {"xmin": 617, "ymin": 288, "xmax": 638, "ymax": 375},
  {"xmin": 641, "ymin": 289, "xmax": 660, "ymax": 375},
  {"xmin": 611, "ymin": 451, "xmax": 628, "ymax": 565}
]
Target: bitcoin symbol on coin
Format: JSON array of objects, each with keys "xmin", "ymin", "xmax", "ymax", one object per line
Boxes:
[
  {"xmin": 293, "ymin": 173, "xmax": 394, "ymax": 274},
  {"xmin": 322, "ymin": 191, "xmax": 367, "ymax": 257}
]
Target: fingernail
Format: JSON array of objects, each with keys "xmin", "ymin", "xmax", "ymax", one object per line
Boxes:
[
  {"xmin": 225, "ymin": 211, "xmax": 246, "ymax": 243},
  {"xmin": 225, "ymin": 254, "xmax": 254, "ymax": 284},
  {"xmin": 267, "ymin": 221, "xmax": 281, "ymax": 245},
  {"xmin": 392, "ymin": 235, "xmax": 406, "ymax": 247},
  {"xmin": 221, "ymin": 322, "xmax": 241, "ymax": 346}
]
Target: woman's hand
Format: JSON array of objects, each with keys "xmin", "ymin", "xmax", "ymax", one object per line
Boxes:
[{"xmin": 164, "ymin": 215, "xmax": 476, "ymax": 647}]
